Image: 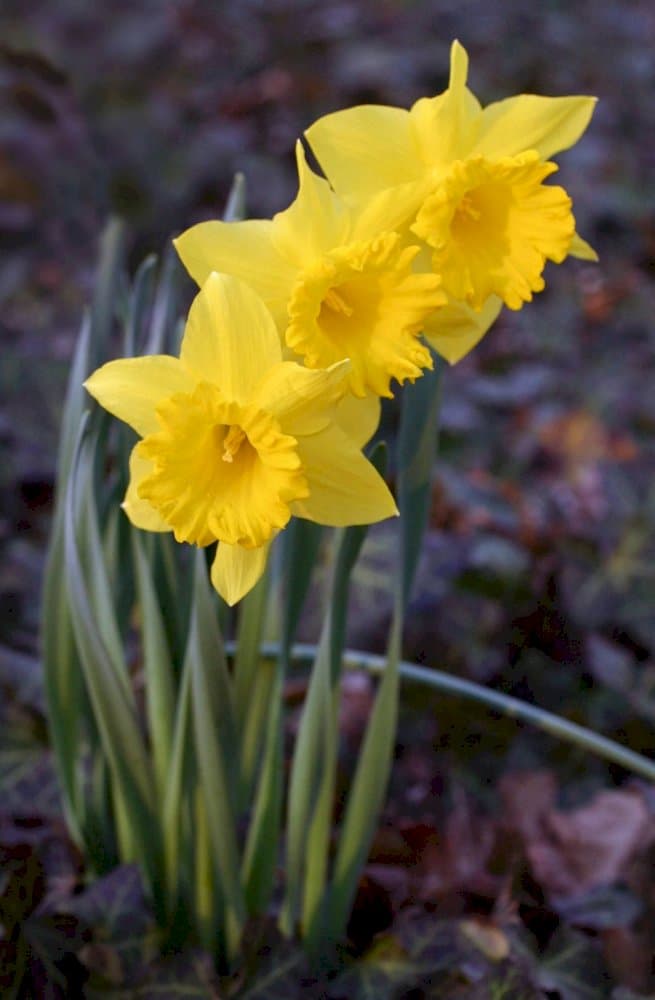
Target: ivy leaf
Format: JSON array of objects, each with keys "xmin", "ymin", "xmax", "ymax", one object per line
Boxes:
[
  {"xmin": 0, "ymin": 739, "xmax": 60, "ymax": 819},
  {"xmin": 83, "ymin": 950, "xmax": 220, "ymax": 999},
  {"xmin": 238, "ymin": 941, "xmax": 314, "ymax": 1000},
  {"xmin": 533, "ymin": 928, "xmax": 611, "ymax": 1000},
  {"xmin": 64, "ymin": 865, "xmax": 157, "ymax": 986},
  {"xmin": 554, "ymin": 884, "xmax": 643, "ymax": 931},
  {"xmin": 328, "ymin": 935, "xmax": 416, "ymax": 1000}
]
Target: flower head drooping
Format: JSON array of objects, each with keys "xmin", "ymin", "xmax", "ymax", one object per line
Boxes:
[
  {"xmin": 305, "ymin": 41, "xmax": 597, "ymax": 345},
  {"xmin": 174, "ymin": 143, "xmax": 446, "ymax": 400},
  {"xmin": 84, "ymin": 273, "xmax": 397, "ymax": 605}
]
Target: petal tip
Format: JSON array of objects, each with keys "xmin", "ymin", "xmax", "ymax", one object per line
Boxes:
[{"xmin": 449, "ymin": 39, "xmax": 469, "ymax": 89}]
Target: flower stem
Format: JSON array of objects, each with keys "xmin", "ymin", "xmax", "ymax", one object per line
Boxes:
[{"xmin": 224, "ymin": 640, "xmax": 655, "ymax": 784}]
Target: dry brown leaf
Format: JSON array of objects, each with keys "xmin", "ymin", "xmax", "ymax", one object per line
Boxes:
[{"xmin": 507, "ymin": 785, "xmax": 654, "ymax": 900}]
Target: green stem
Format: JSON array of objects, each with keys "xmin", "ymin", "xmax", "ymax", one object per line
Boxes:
[{"xmin": 224, "ymin": 641, "xmax": 655, "ymax": 783}]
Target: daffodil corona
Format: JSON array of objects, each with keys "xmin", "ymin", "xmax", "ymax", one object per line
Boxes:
[
  {"xmin": 174, "ymin": 144, "xmax": 445, "ymax": 399},
  {"xmin": 84, "ymin": 273, "xmax": 397, "ymax": 605},
  {"xmin": 306, "ymin": 41, "xmax": 597, "ymax": 354}
]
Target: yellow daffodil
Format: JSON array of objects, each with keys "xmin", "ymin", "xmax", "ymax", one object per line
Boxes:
[
  {"xmin": 174, "ymin": 143, "xmax": 446, "ymax": 400},
  {"xmin": 84, "ymin": 273, "xmax": 397, "ymax": 605},
  {"xmin": 306, "ymin": 40, "xmax": 597, "ymax": 317}
]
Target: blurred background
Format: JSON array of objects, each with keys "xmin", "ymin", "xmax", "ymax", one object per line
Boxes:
[{"xmin": 1, "ymin": 0, "xmax": 655, "ymax": 990}]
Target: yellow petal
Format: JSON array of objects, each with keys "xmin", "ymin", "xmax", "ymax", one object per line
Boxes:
[
  {"xmin": 335, "ymin": 392, "xmax": 381, "ymax": 448},
  {"xmin": 449, "ymin": 39, "xmax": 469, "ymax": 91},
  {"xmin": 84, "ymin": 356, "xmax": 193, "ymax": 436},
  {"xmin": 350, "ymin": 179, "xmax": 429, "ymax": 242},
  {"xmin": 254, "ymin": 359, "xmax": 350, "ymax": 437},
  {"xmin": 181, "ymin": 273, "xmax": 282, "ymax": 403},
  {"xmin": 410, "ymin": 40, "xmax": 482, "ymax": 164},
  {"xmin": 569, "ymin": 231, "xmax": 598, "ymax": 261},
  {"xmin": 122, "ymin": 446, "xmax": 171, "ymax": 532},
  {"xmin": 272, "ymin": 142, "xmax": 349, "ymax": 265},
  {"xmin": 210, "ymin": 541, "xmax": 270, "ymax": 606},
  {"xmin": 423, "ymin": 295, "xmax": 503, "ymax": 364},
  {"xmin": 475, "ymin": 94, "xmax": 597, "ymax": 160},
  {"xmin": 174, "ymin": 219, "xmax": 296, "ymax": 328},
  {"xmin": 305, "ymin": 105, "xmax": 421, "ymax": 202},
  {"xmin": 292, "ymin": 425, "xmax": 397, "ymax": 526}
]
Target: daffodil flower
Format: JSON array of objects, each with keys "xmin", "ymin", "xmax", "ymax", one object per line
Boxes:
[
  {"xmin": 84, "ymin": 273, "xmax": 397, "ymax": 605},
  {"xmin": 306, "ymin": 40, "xmax": 597, "ymax": 338},
  {"xmin": 174, "ymin": 144, "xmax": 446, "ymax": 400}
]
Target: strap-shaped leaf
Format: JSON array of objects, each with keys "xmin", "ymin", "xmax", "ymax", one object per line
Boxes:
[
  {"xmin": 144, "ymin": 245, "xmax": 183, "ymax": 356},
  {"xmin": 80, "ymin": 434, "xmax": 134, "ymax": 705},
  {"xmin": 43, "ymin": 220, "xmax": 127, "ymax": 843},
  {"xmin": 88, "ymin": 218, "xmax": 126, "ymax": 370},
  {"xmin": 41, "ymin": 319, "xmax": 91, "ymax": 841},
  {"xmin": 241, "ymin": 666, "xmax": 283, "ymax": 916},
  {"xmin": 64, "ymin": 417, "xmax": 162, "ymax": 910},
  {"xmin": 396, "ymin": 353, "xmax": 445, "ymax": 610},
  {"xmin": 123, "ymin": 253, "xmax": 158, "ymax": 358},
  {"xmin": 283, "ymin": 444, "xmax": 388, "ymax": 940},
  {"xmin": 280, "ymin": 519, "xmax": 324, "ymax": 661},
  {"xmin": 234, "ymin": 572, "xmax": 272, "ymax": 807},
  {"xmin": 327, "ymin": 361, "xmax": 445, "ymax": 942},
  {"xmin": 162, "ymin": 660, "xmax": 195, "ymax": 927},
  {"xmin": 223, "ymin": 172, "xmax": 246, "ymax": 223},
  {"xmin": 132, "ymin": 532, "xmax": 176, "ymax": 795},
  {"xmin": 326, "ymin": 616, "xmax": 402, "ymax": 943},
  {"xmin": 187, "ymin": 548, "xmax": 244, "ymax": 965}
]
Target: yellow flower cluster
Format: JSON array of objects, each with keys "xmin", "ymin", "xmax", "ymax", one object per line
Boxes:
[{"xmin": 85, "ymin": 42, "xmax": 595, "ymax": 604}]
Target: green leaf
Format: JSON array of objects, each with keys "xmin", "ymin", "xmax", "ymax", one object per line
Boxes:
[
  {"xmin": 187, "ymin": 548, "xmax": 237, "ymax": 778},
  {"xmin": 187, "ymin": 548, "xmax": 244, "ymax": 965},
  {"xmin": 280, "ymin": 519, "xmax": 323, "ymax": 660},
  {"xmin": 0, "ymin": 738, "xmax": 60, "ymax": 819},
  {"xmin": 330, "ymin": 935, "xmax": 417, "ymax": 1000},
  {"xmin": 162, "ymin": 660, "xmax": 195, "ymax": 928},
  {"xmin": 555, "ymin": 884, "xmax": 643, "ymax": 930},
  {"xmin": 326, "ymin": 364, "xmax": 445, "ymax": 944},
  {"xmin": 66, "ymin": 865, "xmax": 156, "ymax": 984},
  {"xmin": 88, "ymin": 218, "xmax": 127, "ymax": 370},
  {"xmin": 41, "ymin": 508, "xmax": 86, "ymax": 841},
  {"xmin": 241, "ymin": 667, "xmax": 284, "ymax": 918},
  {"xmin": 239, "ymin": 940, "xmax": 312, "ymax": 1000},
  {"xmin": 83, "ymin": 951, "xmax": 219, "ymax": 998},
  {"xmin": 144, "ymin": 245, "xmax": 183, "ymax": 356},
  {"xmin": 132, "ymin": 532, "xmax": 176, "ymax": 795},
  {"xmin": 224, "ymin": 172, "xmax": 247, "ymax": 223},
  {"xmin": 325, "ymin": 613, "xmax": 402, "ymax": 946},
  {"xmin": 241, "ymin": 518, "xmax": 324, "ymax": 927},
  {"xmin": 534, "ymin": 928, "xmax": 611, "ymax": 999},
  {"xmin": 283, "ymin": 445, "xmax": 388, "ymax": 945},
  {"xmin": 43, "ymin": 219, "xmax": 127, "ymax": 846},
  {"xmin": 63, "ymin": 418, "xmax": 161, "ymax": 896},
  {"xmin": 234, "ymin": 571, "xmax": 273, "ymax": 806},
  {"xmin": 396, "ymin": 353, "xmax": 445, "ymax": 610},
  {"xmin": 148, "ymin": 533, "xmax": 193, "ymax": 667},
  {"xmin": 123, "ymin": 254, "xmax": 158, "ymax": 358},
  {"xmin": 79, "ymin": 434, "xmax": 135, "ymax": 706},
  {"xmin": 42, "ymin": 313, "xmax": 96, "ymax": 842}
]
